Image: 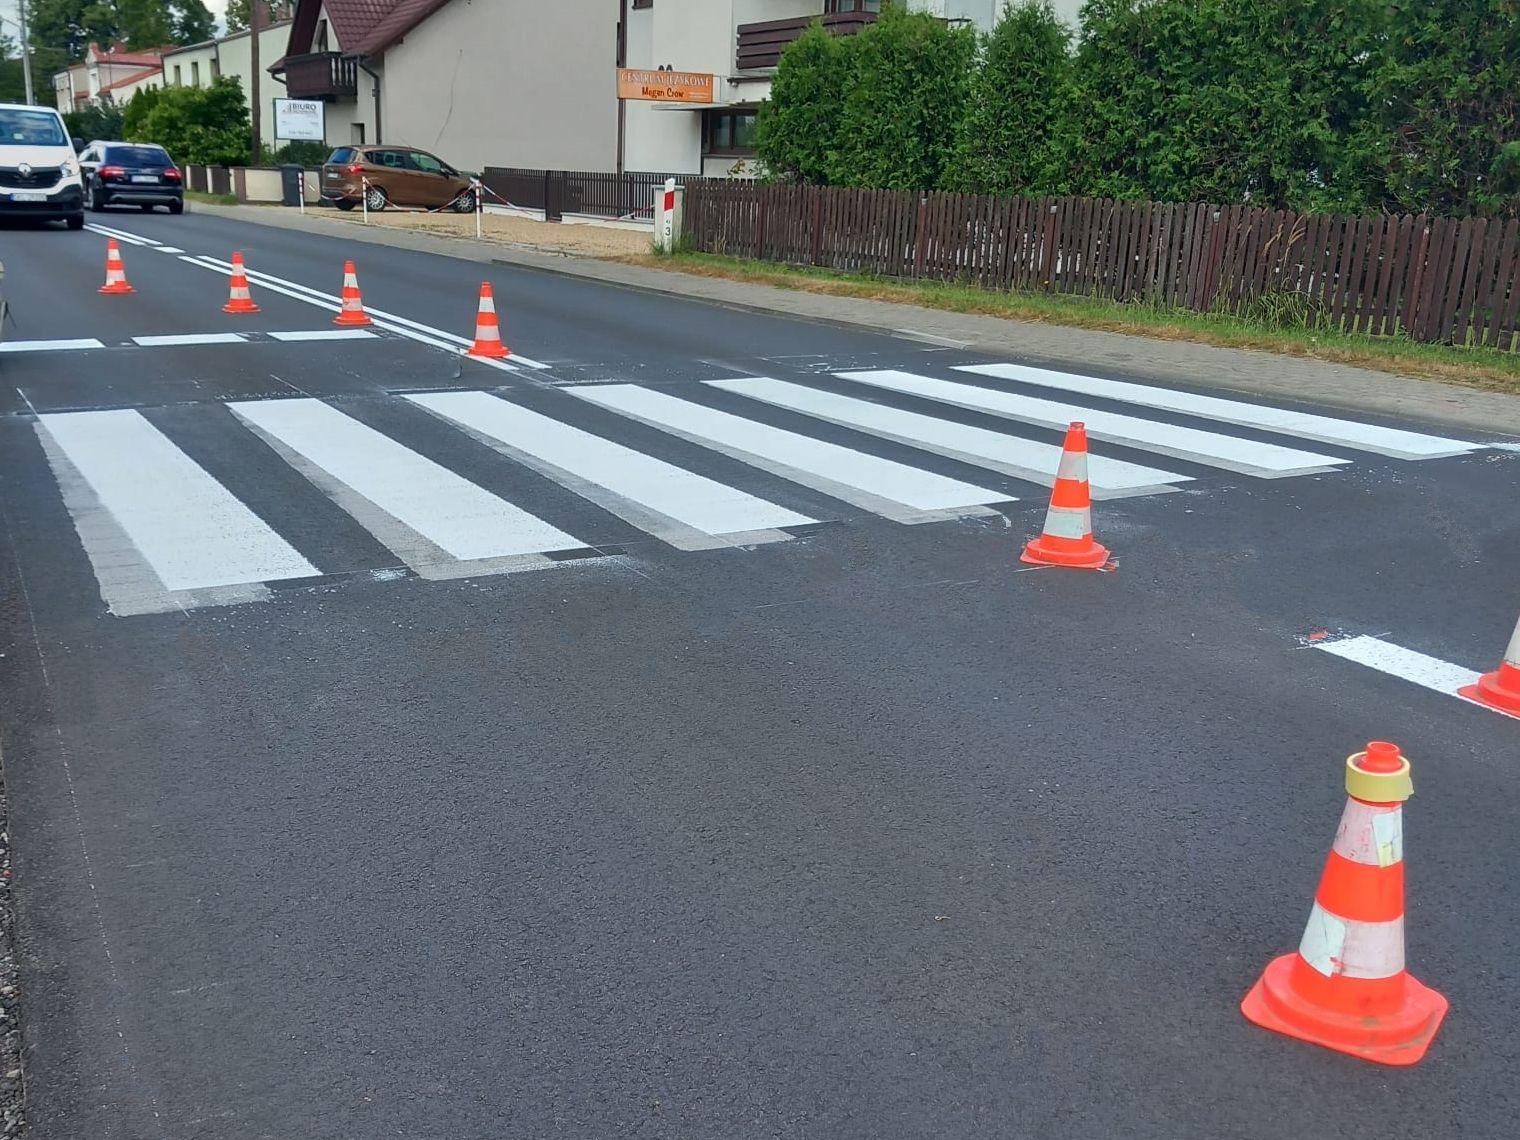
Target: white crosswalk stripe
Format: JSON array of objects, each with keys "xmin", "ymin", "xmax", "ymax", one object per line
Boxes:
[
  {"xmin": 229, "ymin": 398, "xmax": 588, "ymax": 578},
  {"xmin": 835, "ymin": 369, "xmax": 1348, "ymax": 478},
  {"xmin": 956, "ymin": 362, "xmax": 1477, "ymax": 460},
  {"xmin": 24, "ymin": 360, "xmax": 1495, "ymax": 616},
  {"xmin": 406, "ymin": 391, "xmax": 816, "ymax": 549},
  {"xmin": 572, "ymin": 383, "xmax": 1012, "ymax": 522},
  {"xmin": 705, "ymin": 376, "xmax": 1190, "ymax": 498},
  {"xmin": 37, "ymin": 409, "xmax": 320, "ymax": 615}
]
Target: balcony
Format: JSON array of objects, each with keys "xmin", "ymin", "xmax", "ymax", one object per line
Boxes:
[
  {"xmin": 735, "ymin": 11, "xmax": 879, "ymax": 72},
  {"xmin": 283, "ymin": 52, "xmax": 358, "ymax": 100}
]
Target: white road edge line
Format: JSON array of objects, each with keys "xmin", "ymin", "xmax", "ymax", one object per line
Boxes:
[{"xmin": 1313, "ymin": 634, "xmax": 1515, "ymax": 719}]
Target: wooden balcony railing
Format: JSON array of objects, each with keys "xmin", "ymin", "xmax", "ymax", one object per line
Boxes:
[
  {"xmin": 735, "ymin": 12, "xmax": 878, "ymax": 71},
  {"xmin": 283, "ymin": 52, "xmax": 358, "ymax": 100}
]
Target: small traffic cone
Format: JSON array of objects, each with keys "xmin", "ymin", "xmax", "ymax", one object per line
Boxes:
[
  {"xmin": 333, "ymin": 260, "xmax": 372, "ymax": 327},
  {"xmin": 1241, "ymin": 741, "xmax": 1448, "ymax": 1066},
  {"xmin": 1021, "ymin": 422, "xmax": 1108, "ymax": 569},
  {"xmin": 465, "ymin": 282, "xmax": 510, "ymax": 359},
  {"xmin": 98, "ymin": 238, "xmax": 134, "ymax": 295},
  {"xmin": 1459, "ymin": 610, "xmax": 1520, "ymax": 716},
  {"xmin": 222, "ymin": 251, "xmax": 260, "ymax": 314}
]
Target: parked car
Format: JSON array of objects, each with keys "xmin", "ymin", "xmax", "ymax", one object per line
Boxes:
[
  {"xmin": 321, "ymin": 145, "xmax": 476, "ymax": 213},
  {"xmin": 0, "ymin": 102, "xmax": 85, "ymax": 229},
  {"xmin": 77, "ymin": 141, "xmax": 184, "ymax": 214}
]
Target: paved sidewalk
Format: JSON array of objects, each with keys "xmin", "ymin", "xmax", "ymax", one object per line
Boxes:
[{"xmin": 190, "ymin": 202, "xmax": 1520, "ymax": 437}]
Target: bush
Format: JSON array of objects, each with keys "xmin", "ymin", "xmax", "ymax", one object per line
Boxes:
[
  {"xmin": 63, "ymin": 101, "xmax": 126, "ymax": 145},
  {"xmin": 268, "ymin": 140, "xmax": 332, "ymax": 167},
  {"xmin": 130, "ymin": 76, "xmax": 250, "ymax": 167},
  {"xmin": 946, "ymin": 1, "xmax": 1071, "ymax": 196},
  {"xmin": 830, "ymin": 4, "xmax": 975, "ymax": 190},
  {"xmin": 756, "ymin": 22, "xmax": 855, "ymax": 184}
]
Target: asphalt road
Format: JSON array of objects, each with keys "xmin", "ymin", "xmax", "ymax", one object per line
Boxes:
[{"xmin": 0, "ymin": 206, "xmax": 1517, "ymax": 1140}]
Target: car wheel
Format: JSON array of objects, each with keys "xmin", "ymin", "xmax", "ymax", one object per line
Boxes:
[
  {"xmin": 451, "ymin": 190, "xmax": 476, "ymax": 214},
  {"xmin": 364, "ymin": 184, "xmax": 388, "ymax": 212},
  {"xmin": 334, "ymin": 199, "xmax": 356, "ymax": 212},
  {"xmin": 89, "ymin": 185, "xmax": 106, "ymax": 212},
  {"xmin": 169, "ymin": 200, "xmax": 184, "ymax": 215},
  {"xmin": 65, "ymin": 213, "xmax": 84, "ymax": 230}
]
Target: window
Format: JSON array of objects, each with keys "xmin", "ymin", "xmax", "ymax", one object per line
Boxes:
[
  {"xmin": 632, "ymin": 0, "xmax": 652, "ymax": 8},
  {"xmin": 173, "ymin": 65, "xmax": 182, "ymax": 85},
  {"xmin": 210, "ymin": 57, "xmax": 221, "ymax": 80},
  {"xmin": 0, "ymin": 108, "xmax": 67, "ymax": 146},
  {"xmin": 351, "ymin": 123, "xmax": 366, "ymax": 145},
  {"xmin": 104, "ymin": 145, "xmax": 172, "ymax": 167},
  {"xmin": 316, "ymin": 19, "xmax": 329, "ymax": 52},
  {"xmin": 410, "ymin": 151, "xmax": 444, "ymax": 174},
  {"xmin": 703, "ymin": 109, "xmax": 758, "ymax": 156},
  {"xmin": 327, "ymin": 147, "xmax": 356, "ymax": 165},
  {"xmin": 191, "ymin": 61, "xmax": 201, "ymax": 86},
  {"xmin": 825, "ymin": 0, "xmax": 881, "ymax": 10}
]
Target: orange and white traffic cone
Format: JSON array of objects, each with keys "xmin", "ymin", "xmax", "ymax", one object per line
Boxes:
[
  {"xmin": 1459, "ymin": 610, "xmax": 1520, "ymax": 716},
  {"xmin": 98, "ymin": 238, "xmax": 134, "ymax": 295},
  {"xmin": 1241, "ymin": 741, "xmax": 1448, "ymax": 1066},
  {"xmin": 222, "ymin": 251, "xmax": 260, "ymax": 314},
  {"xmin": 465, "ymin": 282, "xmax": 510, "ymax": 359},
  {"xmin": 1021, "ymin": 421, "xmax": 1109, "ymax": 569},
  {"xmin": 333, "ymin": 260, "xmax": 372, "ymax": 327}
]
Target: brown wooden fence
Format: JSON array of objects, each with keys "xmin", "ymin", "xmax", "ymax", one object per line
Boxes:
[{"xmin": 684, "ymin": 182, "xmax": 1520, "ymax": 348}]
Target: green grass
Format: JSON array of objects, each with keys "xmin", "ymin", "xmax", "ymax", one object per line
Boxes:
[
  {"xmin": 185, "ymin": 190, "xmax": 238, "ymax": 207},
  {"xmin": 634, "ymin": 251, "xmax": 1520, "ymax": 395}
]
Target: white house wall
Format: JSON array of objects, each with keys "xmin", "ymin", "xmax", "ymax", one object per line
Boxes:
[{"xmin": 380, "ymin": 0, "xmax": 616, "ymax": 174}]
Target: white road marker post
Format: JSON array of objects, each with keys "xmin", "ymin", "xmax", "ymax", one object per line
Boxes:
[
  {"xmin": 474, "ymin": 178, "xmax": 483, "ymax": 240},
  {"xmin": 361, "ymin": 176, "xmax": 369, "ymax": 225},
  {"xmin": 656, "ymin": 177, "xmax": 678, "ymax": 253}
]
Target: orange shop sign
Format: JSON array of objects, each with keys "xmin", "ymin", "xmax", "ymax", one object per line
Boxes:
[{"xmin": 617, "ymin": 68, "xmax": 715, "ymax": 104}]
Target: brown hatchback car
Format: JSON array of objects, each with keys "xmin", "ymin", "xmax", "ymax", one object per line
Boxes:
[{"xmin": 321, "ymin": 145, "xmax": 476, "ymax": 212}]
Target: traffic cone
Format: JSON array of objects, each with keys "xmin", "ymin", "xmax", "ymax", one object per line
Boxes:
[
  {"xmin": 1241, "ymin": 741, "xmax": 1448, "ymax": 1066},
  {"xmin": 222, "ymin": 251, "xmax": 260, "ymax": 314},
  {"xmin": 98, "ymin": 238, "xmax": 134, "ymax": 295},
  {"xmin": 465, "ymin": 282, "xmax": 510, "ymax": 359},
  {"xmin": 1459, "ymin": 610, "xmax": 1520, "ymax": 716},
  {"xmin": 1021, "ymin": 422, "xmax": 1109, "ymax": 569},
  {"xmin": 333, "ymin": 260, "xmax": 372, "ymax": 327}
]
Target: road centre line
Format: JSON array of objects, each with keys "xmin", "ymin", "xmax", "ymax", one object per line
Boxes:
[
  {"xmin": 83, "ymin": 222, "xmax": 158, "ymax": 246},
  {"xmin": 133, "ymin": 332, "xmax": 247, "ymax": 347},
  {"xmin": 1312, "ymin": 634, "xmax": 1515, "ymax": 719},
  {"xmin": 196, "ymin": 255, "xmax": 548, "ymax": 370}
]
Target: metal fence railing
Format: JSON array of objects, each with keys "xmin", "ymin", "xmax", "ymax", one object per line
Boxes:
[{"xmin": 479, "ymin": 167, "xmax": 701, "ymax": 222}]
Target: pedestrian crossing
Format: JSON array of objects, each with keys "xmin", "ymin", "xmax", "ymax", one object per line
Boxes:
[{"xmin": 25, "ymin": 362, "xmax": 1485, "ymax": 616}]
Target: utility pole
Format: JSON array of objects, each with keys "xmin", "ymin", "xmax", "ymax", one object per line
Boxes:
[
  {"xmin": 249, "ymin": 0, "xmax": 262, "ymax": 165},
  {"xmin": 18, "ymin": 0, "xmax": 35, "ymax": 105}
]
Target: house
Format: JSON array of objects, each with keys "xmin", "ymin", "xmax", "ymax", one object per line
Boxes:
[
  {"xmin": 268, "ymin": 0, "xmax": 1084, "ymax": 178},
  {"xmin": 52, "ymin": 43, "xmax": 168, "ymax": 112},
  {"xmin": 160, "ymin": 20, "xmax": 294, "ymax": 148},
  {"xmin": 272, "ymin": 0, "xmax": 615, "ymax": 168}
]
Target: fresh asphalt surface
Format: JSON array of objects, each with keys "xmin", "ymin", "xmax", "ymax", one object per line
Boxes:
[{"xmin": 0, "ymin": 206, "xmax": 1517, "ymax": 1140}]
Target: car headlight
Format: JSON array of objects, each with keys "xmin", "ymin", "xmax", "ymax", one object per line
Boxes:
[{"xmin": 59, "ymin": 160, "xmax": 75, "ymax": 178}]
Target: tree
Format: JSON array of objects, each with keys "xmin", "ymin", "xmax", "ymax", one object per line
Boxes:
[
  {"xmin": 122, "ymin": 83, "xmax": 162, "ymax": 139},
  {"xmin": 28, "ymin": 0, "xmax": 216, "ymax": 60},
  {"xmin": 226, "ymin": 1, "xmax": 294, "ymax": 35},
  {"xmin": 63, "ymin": 100, "xmax": 126, "ymax": 142},
  {"xmin": 1058, "ymin": 0, "xmax": 1373, "ymax": 209},
  {"xmin": 0, "ymin": 36, "xmax": 29, "ymax": 105},
  {"xmin": 1349, "ymin": 0, "xmax": 1520, "ymax": 215},
  {"xmin": 946, "ymin": 1, "xmax": 1071, "ymax": 196},
  {"xmin": 130, "ymin": 75, "xmax": 249, "ymax": 166},
  {"xmin": 755, "ymin": 22, "xmax": 856, "ymax": 184},
  {"xmin": 830, "ymin": 4, "xmax": 976, "ymax": 190}
]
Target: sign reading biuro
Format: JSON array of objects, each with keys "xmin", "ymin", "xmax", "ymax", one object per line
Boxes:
[
  {"xmin": 273, "ymin": 98, "xmax": 326, "ymax": 141},
  {"xmin": 616, "ymin": 69, "xmax": 715, "ymax": 104}
]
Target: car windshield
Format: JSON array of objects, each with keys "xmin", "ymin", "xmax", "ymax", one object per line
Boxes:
[
  {"xmin": 106, "ymin": 146, "xmax": 171, "ymax": 166},
  {"xmin": 0, "ymin": 109, "xmax": 66, "ymax": 147}
]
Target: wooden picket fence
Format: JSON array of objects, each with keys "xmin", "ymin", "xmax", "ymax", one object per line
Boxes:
[{"xmin": 684, "ymin": 181, "xmax": 1520, "ymax": 348}]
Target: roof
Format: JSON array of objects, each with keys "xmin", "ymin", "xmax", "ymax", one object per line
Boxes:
[
  {"xmin": 97, "ymin": 66, "xmax": 163, "ymax": 96},
  {"xmin": 87, "ymin": 42, "xmax": 169, "ymax": 68},
  {"xmin": 279, "ymin": 0, "xmax": 455, "ymax": 63}
]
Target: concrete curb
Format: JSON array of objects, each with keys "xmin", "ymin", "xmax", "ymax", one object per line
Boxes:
[{"xmin": 189, "ymin": 201, "xmax": 1520, "ymax": 438}]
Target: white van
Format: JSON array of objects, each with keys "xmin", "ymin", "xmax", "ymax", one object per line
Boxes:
[{"xmin": 0, "ymin": 103, "xmax": 85, "ymax": 230}]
